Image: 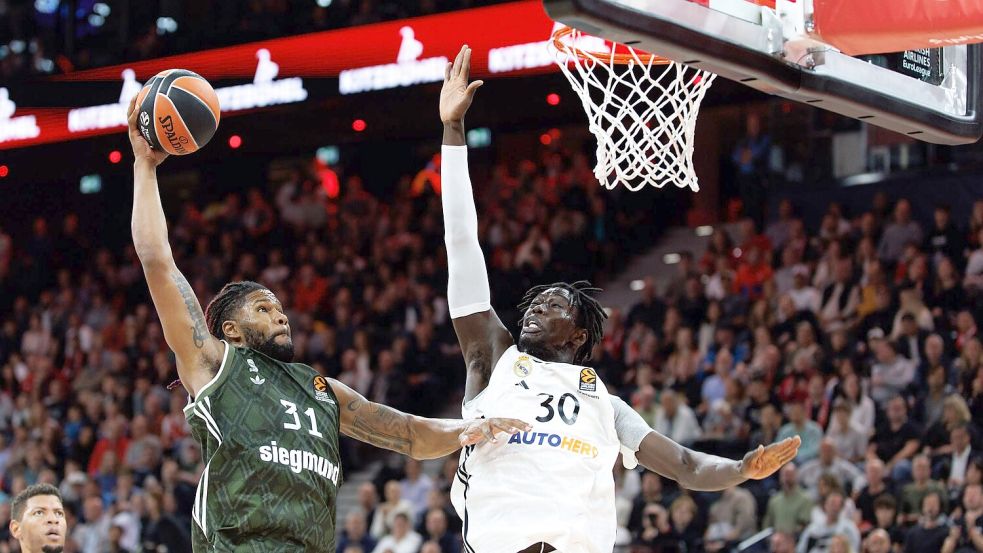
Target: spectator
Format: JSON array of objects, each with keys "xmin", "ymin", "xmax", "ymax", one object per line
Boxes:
[
  {"xmin": 863, "ymin": 529, "xmax": 892, "ymax": 553},
  {"xmin": 895, "ymin": 313, "xmax": 931, "ymax": 365},
  {"xmin": 796, "ymin": 491, "xmax": 861, "ymax": 553},
  {"xmin": 925, "ymin": 204, "xmax": 964, "ymax": 269},
  {"xmin": 870, "ymin": 340, "xmax": 916, "ymax": 406},
  {"xmin": 923, "ymin": 395, "xmax": 973, "ymax": 461},
  {"xmin": 914, "ymin": 364, "xmax": 953, "ymax": 428},
  {"xmin": 854, "ymin": 459, "xmax": 894, "ymax": 531},
  {"xmin": 371, "ymin": 512, "xmax": 422, "ymax": 553},
  {"xmin": 941, "ymin": 484, "xmax": 983, "ymax": 553},
  {"xmin": 766, "ymin": 199, "xmax": 797, "ymax": 252},
  {"xmin": 628, "ymin": 472, "xmax": 677, "ymax": 536},
  {"xmin": 651, "ymin": 389, "xmax": 701, "ymax": 448},
  {"xmin": 839, "ymin": 373, "xmax": 876, "ymax": 437},
  {"xmin": 868, "ymin": 395, "xmax": 921, "ymax": 483},
  {"xmin": 778, "ymin": 400, "xmax": 824, "ymax": 463},
  {"xmin": 400, "ymin": 459, "xmax": 434, "ymax": 517},
  {"xmin": 422, "ymin": 508, "xmax": 460, "ymax": 553},
  {"xmin": 370, "ymin": 480, "xmax": 414, "ymax": 539},
  {"xmin": 899, "ymin": 454, "xmax": 949, "ymax": 524},
  {"xmin": 338, "ymin": 510, "xmax": 377, "ymax": 553},
  {"xmin": 870, "ymin": 494, "xmax": 905, "ymax": 549},
  {"xmin": 357, "ymin": 482, "xmax": 380, "ymax": 532},
  {"xmin": 704, "ymin": 485, "xmax": 758, "ymax": 551},
  {"xmin": 903, "ymin": 491, "xmax": 950, "ymax": 553},
  {"xmin": 770, "ymin": 531, "xmax": 797, "ymax": 553},
  {"xmin": 665, "ymin": 494, "xmax": 703, "ymax": 550},
  {"xmin": 819, "ymin": 256, "xmax": 860, "ymax": 332},
  {"xmin": 937, "ymin": 423, "xmax": 977, "ymax": 492},
  {"xmin": 763, "ymin": 463, "xmax": 814, "ymax": 535},
  {"xmin": 877, "ymin": 199, "xmax": 923, "ymax": 265},
  {"xmin": 826, "ymin": 400, "xmax": 869, "ymax": 463},
  {"xmin": 73, "ymin": 495, "xmax": 110, "ymax": 553},
  {"xmin": 788, "ymin": 266, "xmax": 821, "ymax": 314},
  {"xmin": 799, "ymin": 439, "xmax": 866, "ymax": 500}
]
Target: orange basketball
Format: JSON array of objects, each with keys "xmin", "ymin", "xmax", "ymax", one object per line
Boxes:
[{"xmin": 135, "ymin": 69, "xmax": 220, "ymax": 156}]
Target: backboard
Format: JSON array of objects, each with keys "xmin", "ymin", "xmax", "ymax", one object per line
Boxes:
[{"xmin": 544, "ymin": 0, "xmax": 983, "ymax": 145}]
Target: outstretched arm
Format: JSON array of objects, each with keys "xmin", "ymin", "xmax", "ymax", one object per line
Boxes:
[
  {"xmin": 128, "ymin": 96, "xmax": 224, "ymax": 397},
  {"xmin": 440, "ymin": 45, "xmax": 514, "ymax": 402},
  {"xmin": 331, "ymin": 379, "xmax": 529, "ymax": 460},
  {"xmin": 611, "ymin": 397, "xmax": 799, "ymax": 491}
]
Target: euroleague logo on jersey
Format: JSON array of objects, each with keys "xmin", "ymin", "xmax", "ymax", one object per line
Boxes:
[
  {"xmin": 579, "ymin": 368, "xmax": 597, "ymax": 392},
  {"xmin": 313, "ymin": 376, "xmax": 335, "ymax": 404}
]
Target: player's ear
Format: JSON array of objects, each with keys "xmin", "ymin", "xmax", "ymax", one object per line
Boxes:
[
  {"xmin": 221, "ymin": 320, "xmax": 241, "ymax": 341},
  {"xmin": 9, "ymin": 519, "xmax": 20, "ymax": 540},
  {"xmin": 570, "ymin": 327, "xmax": 588, "ymax": 351}
]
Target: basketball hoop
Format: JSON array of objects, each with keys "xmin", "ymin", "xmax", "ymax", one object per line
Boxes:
[{"xmin": 551, "ymin": 26, "xmax": 715, "ymax": 192}]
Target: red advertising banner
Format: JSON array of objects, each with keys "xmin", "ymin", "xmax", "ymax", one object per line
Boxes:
[
  {"xmin": 1, "ymin": 1, "xmax": 561, "ymax": 150},
  {"xmin": 814, "ymin": 0, "xmax": 983, "ymax": 55}
]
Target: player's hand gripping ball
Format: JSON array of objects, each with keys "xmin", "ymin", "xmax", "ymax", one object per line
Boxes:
[{"xmin": 135, "ymin": 69, "xmax": 220, "ymax": 155}]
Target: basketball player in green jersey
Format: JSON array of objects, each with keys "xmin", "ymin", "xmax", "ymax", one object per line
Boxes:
[{"xmin": 125, "ymin": 97, "xmax": 529, "ymax": 552}]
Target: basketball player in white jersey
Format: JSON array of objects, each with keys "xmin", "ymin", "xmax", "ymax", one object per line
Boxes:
[{"xmin": 439, "ymin": 46, "xmax": 801, "ymax": 553}]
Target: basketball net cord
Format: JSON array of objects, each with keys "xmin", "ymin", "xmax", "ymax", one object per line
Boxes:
[{"xmin": 552, "ymin": 27, "xmax": 716, "ymax": 192}]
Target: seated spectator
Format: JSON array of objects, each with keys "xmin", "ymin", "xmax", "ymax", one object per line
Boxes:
[
  {"xmin": 799, "ymin": 439, "xmax": 866, "ymax": 500},
  {"xmin": 818, "ymin": 256, "xmax": 860, "ymax": 332},
  {"xmin": 371, "ymin": 512, "xmax": 422, "ymax": 553},
  {"xmin": 421, "ymin": 508, "xmax": 459, "ymax": 553},
  {"xmin": 356, "ymin": 482, "xmax": 379, "ymax": 532},
  {"xmin": 704, "ymin": 486, "xmax": 758, "ymax": 552},
  {"xmin": 942, "ymin": 483, "xmax": 983, "ymax": 553},
  {"xmin": 863, "ymin": 528, "xmax": 892, "ymax": 553},
  {"xmin": 877, "ymin": 198, "xmax": 923, "ymax": 265},
  {"xmin": 914, "ymin": 365, "xmax": 954, "ymax": 429},
  {"xmin": 923, "ymin": 395, "xmax": 974, "ymax": 461},
  {"xmin": 937, "ymin": 423, "xmax": 977, "ymax": 492},
  {"xmin": 826, "ymin": 399, "xmax": 869, "ymax": 463},
  {"xmin": 634, "ymin": 502, "xmax": 675, "ymax": 551},
  {"xmin": 868, "ymin": 396, "xmax": 921, "ymax": 484},
  {"xmin": 838, "ymin": 373, "xmax": 876, "ymax": 437},
  {"xmin": 870, "ymin": 494, "xmax": 906, "ymax": 549},
  {"xmin": 778, "ymin": 400, "xmax": 824, "ymax": 463},
  {"xmin": 854, "ymin": 459, "xmax": 894, "ymax": 531},
  {"xmin": 797, "ymin": 490, "xmax": 861, "ymax": 553},
  {"xmin": 630, "ymin": 385, "xmax": 659, "ymax": 428},
  {"xmin": 899, "ymin": 455, "xmax": 949, "ymax": 525},
  {"xmin": 701, "ymin": 399, "xmax": 746, "ymax": 446},
  {"xmin": 400, "ymin": 459, "xmax": 434, "ymax": 517},
  {"xmin": 903, "ymin": 492, "xmax": 949, "ymax": 553},
  {"xmin": 652, "ymin": 389, "xmax": 701, "ymax": 448},
  {"xmin": 628, "ymin": 471, "xmax": 677, "ymax": 537},
  {"xmin": 734, "ymin": 245, "xmax": 773, "ymax": 302},
  {"xmin": 370, "ymin": 480, "xmax": 414, "ymax": 539},
  {"xmin": 770, "ymin": 531, "xmax": 797, "ymax": 553},
  {"xmin": 665, "ymin": 494, "xmax": 703, "ymax": 550},
  {"xmin": 788, "ymin": 266, "xmax": 821, "ymax": 314},
  {"xmin": 763, "ymin": 463, "xmax": 814, "ymax": 535},
  {"xmin": 894, "ymin": 313, "xmax": 931, "ymax": 365},
  {"xmin": 870, "ymin": 340, "xmax": 916, "ymax": 406},
  {"xmin": 750, "ymin": 403, "xmax": 784, "ymax": 450},
  {"xmin": 337, "ymin": 510, "xmax": 378, "ymax": 553}
]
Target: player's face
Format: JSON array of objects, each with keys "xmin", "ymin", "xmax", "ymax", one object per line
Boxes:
[
  {"xmin": 518, "ymin": 288, "xmax": 586, "ymax": 363},
  {"xmin": 10, "ymin": 495, "xmax": 66, "ymax": 553},
  {"xmin": 238, "ymin": 289, "xmax": 294, "ymax": 362}
]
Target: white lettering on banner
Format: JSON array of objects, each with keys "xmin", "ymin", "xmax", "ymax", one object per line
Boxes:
[
  {"xmin": 338, "ymin": 25, "xmax": 448, "ymax": 95},
  {"xmin": 66, "ymin": 52, "xmax": 307, "ymax": 134},
  {"xmin": 68, "ymin": 69, "xmax": 141, "ymax": 132},
  {"xmin": 489, "ymin": 23, "xmax": 608, "ymax": 74},
  {"xmin": 0, "ymin": 88, "xmax": 41, "ymax": 143}
]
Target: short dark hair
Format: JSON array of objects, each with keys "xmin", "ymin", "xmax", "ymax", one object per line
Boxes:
[
  {"xmin": 873, "ymin": 494, "xmax": 897, "ymax": 511},
  {"xmin": 204, "ymin": 281, "xmax": 268, "ymax": 339},
  {"xmin": 11, "ymin": 483, "xmax": 62, "ymax": 521},
  {"xmin": 518, "ymin": 281, "xmax": 607, "ymax": 364}
]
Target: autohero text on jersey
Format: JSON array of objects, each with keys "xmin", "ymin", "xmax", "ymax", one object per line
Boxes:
[{"xmin": 507, "ymin": 431, "xmax": 600, "ymax": 458}]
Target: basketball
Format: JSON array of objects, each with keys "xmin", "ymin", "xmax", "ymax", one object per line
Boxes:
[{"xmin": 134, "ymin": 69, "xmax": 220, "ymax": 156}]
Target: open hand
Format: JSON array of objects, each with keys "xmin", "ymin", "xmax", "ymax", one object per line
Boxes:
[
  {"xmin": 459, "ymin": 418, "xmax": 531, "ymax": 446},
  {"xmin": 127, "ymin": 95, "xmax": 169, "ymax": 167},
  {"xmin": 740, "ymin": 436, "xmax": 801, "ymax": 480},
  {"xmin": 439, "ymin": 45, "xmax": 483, "ymax": 124}
]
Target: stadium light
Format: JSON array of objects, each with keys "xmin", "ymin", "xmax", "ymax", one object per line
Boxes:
[
  {"xmin": 108, "ymin": 150, "xmax": 122, "ymax": 164},
  {"xmin": 0, "ymin": 165, "xmax": 8, "ymax": 178},
  {"xmin": 229, "ymin": 135, "xmax": 242, "ymax": 149},
  {"xmin": 546, "ymin": 93, "xmax": 561, "ymax": 106},
  {"xmin": 539, "ymin": 133, "xmax": 552, "ymax": 145},
  {"xmin": 352, "ymin": 119, "xmax": 367, "ymax": 132}
]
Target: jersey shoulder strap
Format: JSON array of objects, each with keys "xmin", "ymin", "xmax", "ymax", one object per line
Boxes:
[{"xmin": 182, "ymin": 340, "xmax": 234, "ymax": 417}]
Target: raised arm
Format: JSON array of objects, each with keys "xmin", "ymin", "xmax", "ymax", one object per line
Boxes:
[
  {"xmin": 331, "ymin": 379, "xmax": 528, "ymax": 460},
  {"xmin": 127, "ymin": 96, "xmax": 223, "ymax": 397},
  {"xmin": 611, "ymin": 396, "xmax": 799, "ymax": 491},
  {"xmin": 440, "ymin": 45, "xmax": 514, "ymax": 402}
]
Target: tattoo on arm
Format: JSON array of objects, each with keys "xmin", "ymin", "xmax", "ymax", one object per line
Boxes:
[
  {"xmin": 344, "ymin": 397, "xmax": 414, "ymax": 456},
  {"xmin": 171, "ymin": 271, "xmax": 208, "ymax": 348}
]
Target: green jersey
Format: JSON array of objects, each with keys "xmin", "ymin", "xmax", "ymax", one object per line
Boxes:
[{"xmin": 183, "ymin": 342, "xmax": 343, "ymax": 552}]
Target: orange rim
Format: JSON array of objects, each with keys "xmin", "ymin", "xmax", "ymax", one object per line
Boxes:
[{"xmin": 551, "ymin": 26, "xmax": 671, "ymax": 66}]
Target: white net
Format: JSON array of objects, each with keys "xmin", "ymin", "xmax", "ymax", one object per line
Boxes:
[{"xmin": 551, "ymin": 27, "xmax": 716, "ymax": 192}]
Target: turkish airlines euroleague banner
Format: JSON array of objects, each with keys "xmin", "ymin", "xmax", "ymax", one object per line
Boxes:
[
  {"xmin": 0, "ymin": 1, "xmax": 558, "ymax": 150},
  {"xmin": 813, "ymin": 0, "xmax": 983, "ymax": 55}
]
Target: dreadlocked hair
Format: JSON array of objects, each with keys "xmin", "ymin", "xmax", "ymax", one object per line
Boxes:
[
  {"xmin": 518, "ymin": 280, "xmax": 608, "ymax": 364},
  {"xmin": 205, "ymin": 281, "xmax": 268, "ymax": 339}
]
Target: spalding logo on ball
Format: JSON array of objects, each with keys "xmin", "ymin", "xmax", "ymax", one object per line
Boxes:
[{"xmin": 135, "ymin": 69, "xmax": 220, "ymax": 156}]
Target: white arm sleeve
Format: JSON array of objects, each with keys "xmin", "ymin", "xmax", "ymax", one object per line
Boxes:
[
  {"xmin": 441, "ymin": 145, "xmax": 492, "ymax": 318},
  {"xmin": 610, "ymin": 395, "xmax": 654, "ymax": 469}
]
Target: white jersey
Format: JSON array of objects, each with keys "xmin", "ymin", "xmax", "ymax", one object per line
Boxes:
[{"xmin": 451, "ymin": 346, "xmax": 620, "ymax": 553}]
